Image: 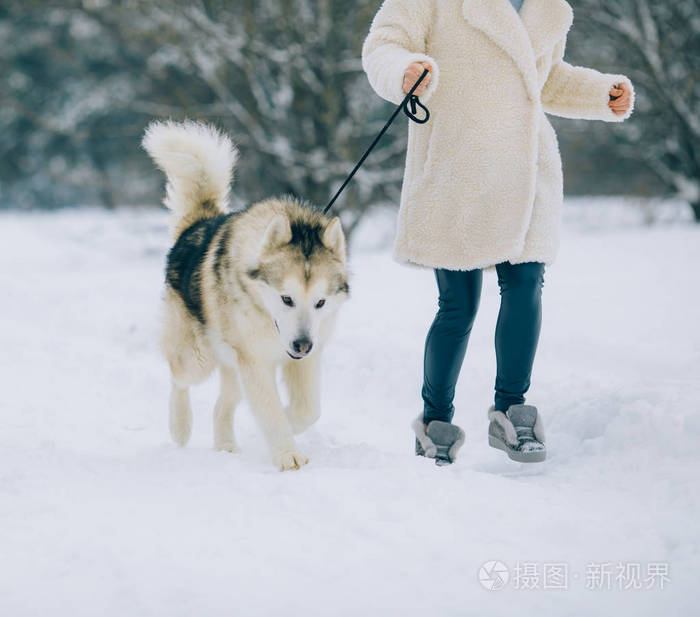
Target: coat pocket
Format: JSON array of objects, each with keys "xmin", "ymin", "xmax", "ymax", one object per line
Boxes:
[
  {"xmin": 539, "ymin": 114, "xmax": 563, "ymax": 176},
  {"xmin": 403, "ymin": 116, "xmax": 436, "ymax": 199},
  {"xmin": 420, "ymin": 119, "xmax": 437, "ymax": 180}
]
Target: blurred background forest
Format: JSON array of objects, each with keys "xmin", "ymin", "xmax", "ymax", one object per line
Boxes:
[{"xmin": 1, "ymin": 0, "xmax": 699, "ymax": 235}]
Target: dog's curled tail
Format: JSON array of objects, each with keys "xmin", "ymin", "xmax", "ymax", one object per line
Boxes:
[{"xmin": 142, "ymin": 120, "xmax": 238, "ymax": 237}]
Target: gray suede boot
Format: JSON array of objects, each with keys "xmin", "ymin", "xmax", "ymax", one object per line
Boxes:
[
  {"xmin": 488, "ymin": 404, "xmax": 546, "ymax": 463},
  {"xmin": 412, "ymin": 415, "xmax": 466, "ymax": 466}
]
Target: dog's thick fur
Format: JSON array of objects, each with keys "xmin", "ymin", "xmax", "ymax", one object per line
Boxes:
[{"xmin": 142, "ymin": 121, "xmax": 349, "ymax": 470}]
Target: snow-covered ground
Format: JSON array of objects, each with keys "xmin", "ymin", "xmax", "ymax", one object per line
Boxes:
[{"xmin": 1, "ymin": 200, "xmax": 698, "ymax": 616}]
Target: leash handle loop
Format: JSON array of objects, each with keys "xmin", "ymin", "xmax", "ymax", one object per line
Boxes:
[
  {"xmin": 404, "ymin": 95, "xmax": 430, "ymax": 124},
  {"xmin": 324, "ymin": 68, "xmax": 431, "ymax": 214}
]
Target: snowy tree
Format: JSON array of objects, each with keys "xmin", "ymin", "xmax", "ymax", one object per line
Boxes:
[
  {"xmin": 0, "ymin": 1, "xmax": 155, "ymax": 209},
  {"xmin": 570, "ymin": 0, "xmax": 700, "ymax": 220},
  {"xmin": 0, "ymin": 0, "xmax": 407, "ymax": 237},
  {"xmin": 127, "ymin": 0, "xmax": 406, "ymax": 235},
  {"xmin": 1, "ymin": 0, "xmax": 695, "ymax": 225}
]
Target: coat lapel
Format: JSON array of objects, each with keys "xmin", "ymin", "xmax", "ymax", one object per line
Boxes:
[
  {"xmin": 462, "ymin": 0, "xmax": 573, "ymax": 98},
  {"xmin": 520, "ymin": 0, "xmax": 573, "ymax": 58}
]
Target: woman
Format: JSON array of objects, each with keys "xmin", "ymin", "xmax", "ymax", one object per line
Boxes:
[{"xmin": 361, "ymin": 0, "xmax": 634, "ymax": 464}]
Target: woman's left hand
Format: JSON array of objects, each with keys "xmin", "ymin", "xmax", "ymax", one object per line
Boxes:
[{"xmin": 609, "ymin": 82, "xmax": 632, "ymax": 115}]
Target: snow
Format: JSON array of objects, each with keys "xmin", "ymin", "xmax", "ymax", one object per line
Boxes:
[{"xmin": 1, "ymin": 201, "xmax": 698, "ymax": 616}]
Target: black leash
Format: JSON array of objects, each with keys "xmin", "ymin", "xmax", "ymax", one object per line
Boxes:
[{"xmin": 323, "ymin": 68, "xmax": 431, "ymax": 215}]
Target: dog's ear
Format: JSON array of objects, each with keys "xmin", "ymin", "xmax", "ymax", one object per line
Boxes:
[
  {"xmin": 322, "ymin": 217, "xmax": 346, "ymax": 261},
  {"xmin": 260, "ymin": 215, "xmax": 292, "ymax": 253}
]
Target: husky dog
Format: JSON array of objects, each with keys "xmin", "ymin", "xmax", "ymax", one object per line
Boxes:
[{"xmin": 142, "ymin": 121, "xmax": 349, "ymax": 470}]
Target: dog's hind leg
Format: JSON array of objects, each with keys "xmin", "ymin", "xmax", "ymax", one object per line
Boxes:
[
  {"xmin": 213, "ymin": 365, "xmax": 242, "ymax": 452},
  {"xmin": 282, "ymin": 353, "xmax": 321, "ymax": 435},
  {"xmin": 162, "ymin": 288, "xmax": 217, "ymax": 447},
  {"xmin": 169, "ymin": 384, "xmax": 192, "ymax": 447},
  {"xmin": 237, "ymin": 356, "xmax": 308, "ymax": 471},
  {"xmin": 165, "ymin": 339, "xmax": 216, "ymax": 448}
]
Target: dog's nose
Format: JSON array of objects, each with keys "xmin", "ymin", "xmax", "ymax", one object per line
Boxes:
[{"xmin": 292, "ymin": 337, "xmax": 313, "ymax": 355}]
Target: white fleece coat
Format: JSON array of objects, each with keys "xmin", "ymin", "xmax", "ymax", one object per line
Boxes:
[{"xmin": 361, "ymin": 0, "xmax": 635, "ymax": 270}]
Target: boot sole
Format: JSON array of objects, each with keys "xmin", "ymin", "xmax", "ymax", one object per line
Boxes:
[{"xmin": 488, "ymin": 435, "xmax": 546, "ymax": 463}]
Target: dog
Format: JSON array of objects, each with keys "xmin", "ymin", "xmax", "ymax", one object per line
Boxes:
[{"xmin": 142, "ymin": 121, "xmax": 349, "ymax": 470}]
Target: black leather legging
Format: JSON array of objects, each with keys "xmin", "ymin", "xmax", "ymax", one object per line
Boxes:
[{"xmin": 422, "ymin": 261, "xmax": 545, "ymax": 424}]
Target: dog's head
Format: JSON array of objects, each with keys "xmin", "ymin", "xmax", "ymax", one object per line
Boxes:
[{"xmin": 247, "ymin": 204, "xmax": 349, "ymax": 359}]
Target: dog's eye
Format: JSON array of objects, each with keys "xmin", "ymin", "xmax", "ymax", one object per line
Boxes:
[
  {"xmin": 315, "ymin": 299, "xmax": 326, "ymax": 309},
  {"xmin": 281, "ymin": 295, "xmax": 295, "ymax": 307}
]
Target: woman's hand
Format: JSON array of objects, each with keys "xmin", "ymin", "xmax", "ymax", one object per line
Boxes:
[
  {"xmin": 403, "ymin": 61, "xmax": 432, "ymax": 96},
  {"xmin": 609, "ymin": 82, "xmax": 632, "ymax": 116}
]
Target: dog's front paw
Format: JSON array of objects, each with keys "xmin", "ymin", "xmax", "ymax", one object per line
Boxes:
[{"xmin": 273, "ymin": 447, "xmax": 309, "ymax": 471}]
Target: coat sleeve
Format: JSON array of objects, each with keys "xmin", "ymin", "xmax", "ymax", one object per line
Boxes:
[
  {"xmin": 541, "ymin": 38, "xmax": 635, "ymax": 122},
  {"xmin": 361, "ymin": 0, "xmax": 440, "ymax": 105}
]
